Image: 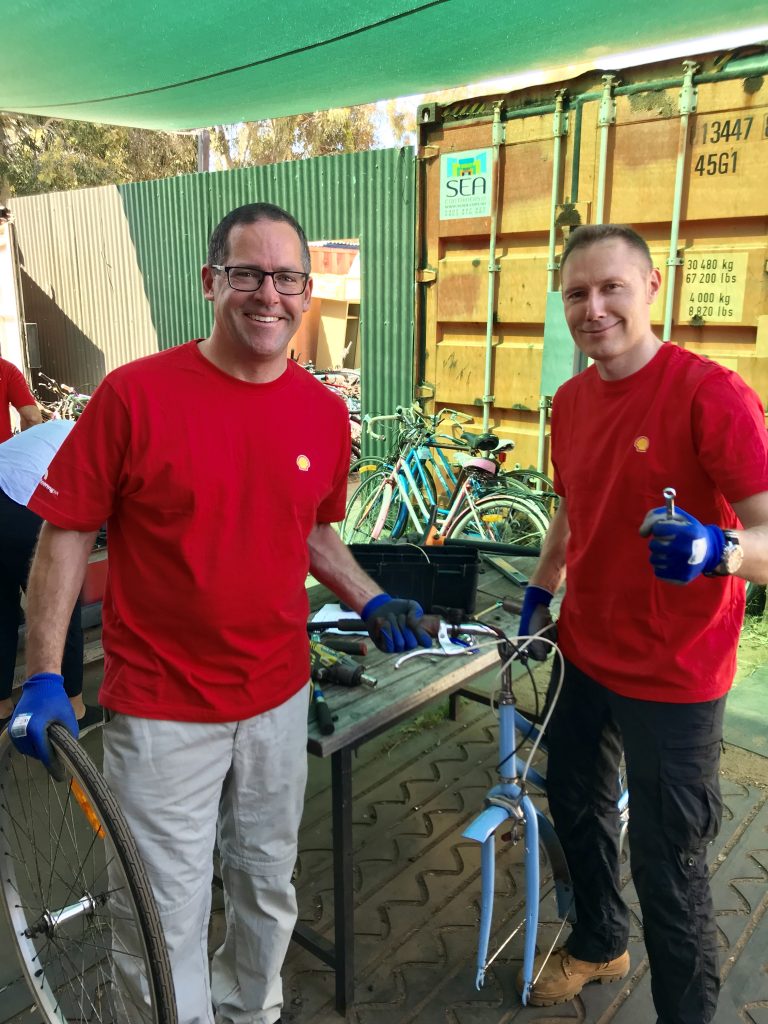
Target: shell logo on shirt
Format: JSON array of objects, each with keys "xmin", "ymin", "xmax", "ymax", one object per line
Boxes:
[
  {"xmin": 296, "ymin": 454, "xmax": 311, "ymax": 472},
  {"xmin": 634, "ymin": 436, "xmax": 650, "ymax": 453}
]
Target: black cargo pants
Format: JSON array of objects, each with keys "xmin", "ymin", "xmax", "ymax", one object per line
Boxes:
[
  {"xmin": 0, "ymin": 487, "xmax": 83, "ymax": 701},
  {"xmin": 546, "ymin": 658, "xmax": 724, "ymax": 1024}
]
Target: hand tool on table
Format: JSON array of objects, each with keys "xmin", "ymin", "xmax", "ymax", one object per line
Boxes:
[
  {"xmin": 479, "ymin": 551, "xmax": 529, "ymax": 587},
  {"xmin": 475, "ymin": 590, "xmax": 524, "ymax": 616},
  {"xmin": 311, "ymin": 682, "xmax": 335, "ymax": 735},
  {"xmin": 309, "ymin": 638, "xmax": 377, "ymax": 689},
  {"xmin": 308, "ymin": 613, "xmax": 442, "ymax": 638},
  {"xmin": 316, "ymin": 633, "xmax": 369, "ymax": 656}
]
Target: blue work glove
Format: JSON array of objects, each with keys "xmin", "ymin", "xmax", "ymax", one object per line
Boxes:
[
  {"xmin": 362, "ymin": 594, "xmax": 433, "ymax": 653},
  {"xmin": 639, "ymin": 506, "xmax": 725, "ymax": 584},
  {"xmin": 519, "ymin": 585, "xmax": 557, "ymax": 661},
  {"xmin": 8, "ymin": 673, "xmax": 79, "ymax": 782}
]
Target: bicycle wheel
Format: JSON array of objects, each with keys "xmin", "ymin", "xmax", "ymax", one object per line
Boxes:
[
  {"xmin": 340, "ymin": 471, "xmax": 402, "ymax": 543},
  {"xmin": 445, "ymin": 494, "xmax": 549, "ymax": 549},
  {"xmin": 0, "ymin": 725, "xmax": 177, "ymax": 1024},
  {"xmin": 504, "ymin": 468, "xmax": 559, "ymax": 518},
  {"xmin": 348, "ymin": 455, "xmax": 389, "ymax": 476}
]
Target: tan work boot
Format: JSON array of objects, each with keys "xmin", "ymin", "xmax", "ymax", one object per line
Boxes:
[{"xmin": 516, "ymin": 945, "xmax": 630, "ymax": 1006}]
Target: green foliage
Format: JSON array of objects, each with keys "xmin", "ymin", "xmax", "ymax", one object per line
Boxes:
[
  {"xmin": 0, "ymin": 114, "xmax": 197, "ymax": 198},
  {"xmin": 212, "ymin": 103, "xmax": 414, "ymax": 169}
]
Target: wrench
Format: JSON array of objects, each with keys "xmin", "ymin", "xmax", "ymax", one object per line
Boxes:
[{"xmin": 663, "ymin": 487, "xmax": 677, "ymax": 519}]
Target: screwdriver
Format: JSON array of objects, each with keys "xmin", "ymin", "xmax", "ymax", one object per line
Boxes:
[
  {"xmin": 317, "ymin": 633, "xmax": 369, "ymax": 656},
  {"xmin": 311, "ymin": 683, "xmax": 335, "ymax": 735},
  {"xmin": 476, "ymin": 590, "xmax": 524, "ymax": 615}
]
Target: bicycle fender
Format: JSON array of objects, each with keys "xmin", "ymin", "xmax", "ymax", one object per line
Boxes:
[
  {"xmin": 536, "ymin": 809, "xmax": 575, "ymax": 921},
  {"xmin": 463, "ymin": 804, "xmax": 510, "ymax": 843}
]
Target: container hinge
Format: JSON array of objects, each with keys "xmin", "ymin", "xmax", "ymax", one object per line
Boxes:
[
  {"xmin": 414, "ymin": 381, "xmax": 435, "ymax": 399},
  {"xmin": 553, "ymin": 89, "xmax": 568, "ymax": 138},
  {"xmin": 416, "ymin": 267, "xmax": 437, "ymax": 284},
  {"xmin": 679, "ymin": 60, "xmax": 699, "ymax": 115},
  {"xmin": 598, "ymin": 75, "xmax": 618, "ymax": 127},
  {"xmin": 418, "ymin": 145, "xmax": 440, "ymax": 161},
  {"xmin": 491, "ymin": 105, "xmax": 506, "ymax": 147}
]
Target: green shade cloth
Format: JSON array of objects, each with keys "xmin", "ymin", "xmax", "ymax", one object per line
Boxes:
[{"xmin": 1, "ymin": 1, "xmax": 765, "ymax": 130}]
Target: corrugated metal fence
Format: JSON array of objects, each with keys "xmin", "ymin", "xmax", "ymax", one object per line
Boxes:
[{"xmin": 11, "ymin": 147, "xmax": 417, "ymax": 423}]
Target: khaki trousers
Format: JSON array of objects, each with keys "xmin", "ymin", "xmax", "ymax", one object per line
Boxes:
[{"xmin": 103, "ymin": 684, "xmax": 310, "ymax": 1024}]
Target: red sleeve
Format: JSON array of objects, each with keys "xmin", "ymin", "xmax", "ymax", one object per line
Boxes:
[
  {"xmin": 692, "ymin": 371, "xmax": 768, "ymax": 504},
  {"xmin": 28, "ymin": 379, "xmax": 131, "ymax": 530},
  {"xmin": 4, "ymin": 361, "xmax": 36, "ymax": 409}
]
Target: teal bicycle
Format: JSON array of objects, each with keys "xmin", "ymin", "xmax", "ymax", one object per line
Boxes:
[{"xmin": 342, "ymin": 407, "xmax": 550, "ymax": 548}]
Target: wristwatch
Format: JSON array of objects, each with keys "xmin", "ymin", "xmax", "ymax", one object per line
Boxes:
[{"xmin": 709, "ymin": 529, "xmax": 744, "ymax": 577}]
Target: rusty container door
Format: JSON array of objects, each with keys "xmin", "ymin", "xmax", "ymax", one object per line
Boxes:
[{"xmin": 415, "ymin": 48, "xmax": 768, "ymax": 473}]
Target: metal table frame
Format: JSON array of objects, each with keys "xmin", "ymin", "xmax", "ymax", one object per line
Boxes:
[{"xmin": 292, "ymin": 605, "xmax": 517, "ymax": 1015}]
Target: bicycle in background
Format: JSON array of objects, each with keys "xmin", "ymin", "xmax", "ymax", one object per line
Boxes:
[
  {"xmin": 341, "ymin": 405, "xmax": 550, "ymax": 549},
  {"xmin": 35, "ymin": 372, "xmax": 92, "ymax": 420}
]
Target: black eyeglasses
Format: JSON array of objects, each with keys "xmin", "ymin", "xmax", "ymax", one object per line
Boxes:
[{"xmin": 211, "ymin": 264, "xmax": 309, "ymax": 295}]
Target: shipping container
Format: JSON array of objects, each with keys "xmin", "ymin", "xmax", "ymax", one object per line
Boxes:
[{"xmin": 414, "ymin": 47, "xmax": 768, "ymax": 472}]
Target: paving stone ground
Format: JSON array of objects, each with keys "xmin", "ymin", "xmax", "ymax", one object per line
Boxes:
[
  {"xmin": 3, "ymin": 661, "xmax": 767, "ymax": 1024},
  {"xmin": 267, "ymin": 696, "xmax": 768, "ymax": 1024}
]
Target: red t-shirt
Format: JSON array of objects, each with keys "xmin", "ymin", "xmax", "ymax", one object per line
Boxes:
[
  {"xmin": 551, "ymin": 342, "xmax": 768, "ymax": 703},
  {"xmin": 0, "ymin": 357, "xmax": 36, "ymax": 442},
  {"xmin": 29, "ymin": 342, "xmax": 351, "ymax": 721}
]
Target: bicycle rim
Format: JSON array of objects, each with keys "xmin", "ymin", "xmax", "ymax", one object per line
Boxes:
[
  {"xmin": 340, "ymin": 472, "xmax": 389, "ymax": 543},
  {"xmin": 504, "ymin": 469, "xmax": 558, "ymax": 518},
  {"xmin": 446, "ymin": 495, "xmax": 549, "ymax": 549},
  {"xmin": 0, "ymin": 726, "xmax": 177, "ymax": 1024}
]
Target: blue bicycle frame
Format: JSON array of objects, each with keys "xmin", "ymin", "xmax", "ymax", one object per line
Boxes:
[
  {"xmin": 390, "ymin": 437, "xmax": 461, "ymax": 536},
  {"xmin": 461, "ymin": 638, "xmax": 629, "ymax": 1005},
  {"xmin": 463, "ymin": 694, "xmax": 574, "ymax": 1004}
]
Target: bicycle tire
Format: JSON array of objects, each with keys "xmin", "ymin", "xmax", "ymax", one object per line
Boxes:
[
  {"xmin": 504, "ymin": 468, "xmax": 559, "ymax": 518},
  {"xmin": 341, "ymin": 471, "xmax": 401, "ymax": 543},
  {"xmin": 445, "ymin": 494, "xmax": 549, "ymax": 549},
  {"xmin": 348, "ymin": 455, "xmax": 389, "ymax": 476},
  {"xmin": 0, "ymin": 724, "xmax": 178, "ymax": 1024}
]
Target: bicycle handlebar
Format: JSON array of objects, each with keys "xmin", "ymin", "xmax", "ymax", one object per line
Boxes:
[
  {"xmin": 363, "ymin": 403, "xmax": 474, "ymax": 440},
  {"xmin": 363, "ymin": 402, "xmax": 424, "ymax": 439}
]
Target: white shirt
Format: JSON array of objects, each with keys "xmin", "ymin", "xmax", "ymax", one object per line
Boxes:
[{"xmin": 0, "ymin": 420, "xmax": 75, "ymax": 505}]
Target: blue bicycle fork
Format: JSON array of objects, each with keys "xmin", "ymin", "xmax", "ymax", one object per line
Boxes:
[{"xmin": 462, "ymin": 689, "xmax": 574, "ymax": 1004}]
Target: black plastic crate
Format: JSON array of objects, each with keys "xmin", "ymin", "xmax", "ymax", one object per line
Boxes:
[{"xmin": 349, "ymin": 543, "xmax": 479, "ymax": 615}]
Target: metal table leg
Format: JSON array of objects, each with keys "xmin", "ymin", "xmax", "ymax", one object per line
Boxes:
[{"xmin": 332, "ymin": 745, "xmax": 354, "ymax": 1014}]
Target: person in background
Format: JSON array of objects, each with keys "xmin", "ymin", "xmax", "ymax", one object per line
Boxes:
[
  {"xmin": 517, "ymin": 223, "xmax": 768, "ymax": 1024},
  {"xmin": 0, "ymin": 420, "xmax": 100, "ymax": 733},
  {"xmin": 9, "ymin": 202, "xmax": 432, "ymax": 1024},
  {"xmin": 0, "ymin": 354, "xmax": 41, "ymax": 441}
]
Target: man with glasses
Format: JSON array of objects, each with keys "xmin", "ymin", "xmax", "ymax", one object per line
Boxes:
[{"xmin": 9, "ymin": 203, "xmax": 431, "ymax": 1024}]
